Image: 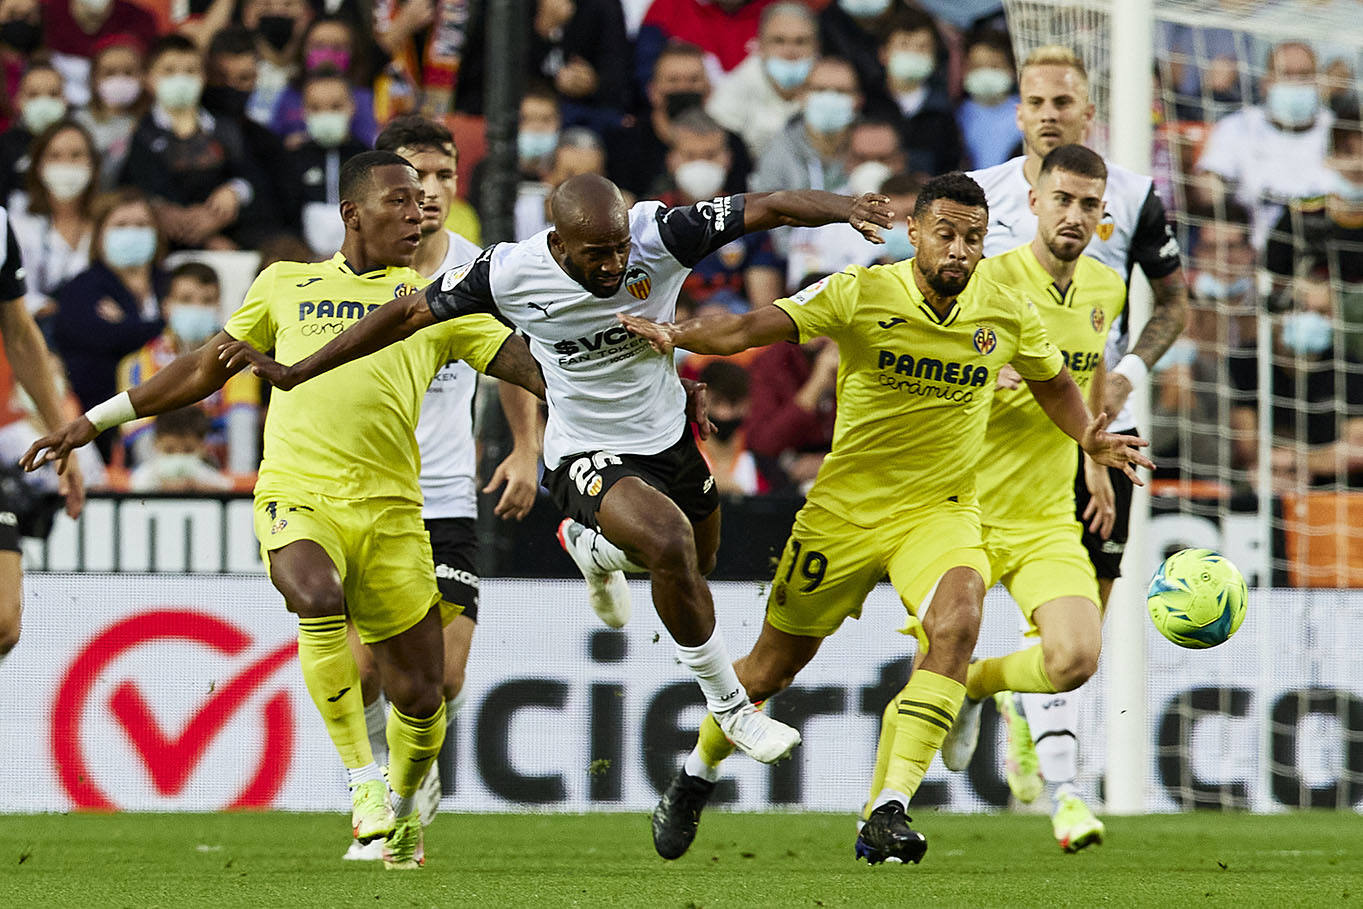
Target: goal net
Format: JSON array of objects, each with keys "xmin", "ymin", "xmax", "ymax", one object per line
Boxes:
[{"xmin": 1001, "ymin": 0, "xmax": 1363, "ymax": 811}]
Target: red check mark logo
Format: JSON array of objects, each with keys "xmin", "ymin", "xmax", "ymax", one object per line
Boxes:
[{"xmin": 53, "ymin": 610, "xmax": 298, "ymax": 810}]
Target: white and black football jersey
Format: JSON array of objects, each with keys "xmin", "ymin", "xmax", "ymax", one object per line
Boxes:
[
  {"xmin": 426, "ymin": 196, "xmax": 747, "ymax": 469},
  {"xmin": 969, "ymin": 156, "xmax": 1183, "ymax": 432},
  {"xmin": 0, "ymin": 206, "xmax": 26, "ymax": 303},
  {"xmin": 416, "ymin": 229, "xmax": 484, "ymax": 519}
]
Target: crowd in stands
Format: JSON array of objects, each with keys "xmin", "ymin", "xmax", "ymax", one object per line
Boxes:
[{"xmin": 0, "ymin": 0, "xmax": 1357, "ymax": 497}]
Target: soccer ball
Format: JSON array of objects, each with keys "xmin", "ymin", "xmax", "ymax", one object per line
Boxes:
[{"xmin": 1146, "ymin": 548, "xmax": 1248, "ymax": 649}]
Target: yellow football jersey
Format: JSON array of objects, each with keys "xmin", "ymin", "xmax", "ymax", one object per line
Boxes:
[
  {"xmin": 224, "ymin": 254, "xmax": 511, "ymax": 504},
  {"xmin": 774, "ymin": 259, "xmax": 1064, "ymax": 527},
  {"xmin": 975, "ymin": 244, "xmax": 1127, "ymax": 525}
]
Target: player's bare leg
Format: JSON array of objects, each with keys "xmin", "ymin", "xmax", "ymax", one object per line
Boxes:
[
  {"xmin": 654, "ymin": 621, "xmax": 824, "ymax": 858},
  {"xmin": 368, "ymin": 606, "xmax": 446, "ymax": 869},
  {"xmin": 859, "ymin": 567, "xmax": 983, "ymax": 865},
  {"xmin": 269, "ymin": 541, "xmax": 392, "ymax": 845},
  {"xmin": 596, "ymin": 478, "xmax": 799, "ymax": 763},
  {"xmin": 0, "ymin": 551, "xmax": 23, "ymax": 668}
]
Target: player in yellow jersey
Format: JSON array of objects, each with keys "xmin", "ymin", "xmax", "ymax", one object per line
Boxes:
[
  {"xmin": 21, "ymin": 151, "xmax": 545, "ymax": 870},
  {"xmin": 898, "ymin": 145, "xmax": 1124, "ymax": 853},
  {"xmin": 617, "ymin": 171, "xmax": 1153, "ymax": 864}
]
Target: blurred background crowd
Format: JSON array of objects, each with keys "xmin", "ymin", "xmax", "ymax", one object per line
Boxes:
[{"xmin": 0, "ymin": 0, "xmax": 1358, "ymax": 506}]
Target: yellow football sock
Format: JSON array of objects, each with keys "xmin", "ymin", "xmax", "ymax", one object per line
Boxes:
[
  {"xmin": 387, "ymin": 701, "xmax": 447, "ymax": 800},
  {"xmin": 965, "ymin": 645, "xmax": 1057, "ymax": 701},
  {"xmin": 297, "ymin": 616, "xmax": 372, "ymax": 769},
  {"xmin": 882, "ymin": 670, "xmax": 964, "ymax": 800},
  {"xmin": 863, "ymin": 694, "xmax": 899, "ymax": 821},
  {"xmin": 697, "ymin": 712, "xmax": 736, "ymax": 768}
]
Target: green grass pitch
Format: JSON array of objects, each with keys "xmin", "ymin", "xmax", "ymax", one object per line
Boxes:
[{"xmin": 1, "ymin": 811, "xmax": 1358, "ymax": 907}]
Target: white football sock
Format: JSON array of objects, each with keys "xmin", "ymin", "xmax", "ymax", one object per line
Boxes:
[
  {"xmin": 347, "ymin": 762, "xmax": 385, "ymax": 788},
  {"xmin": 393, "ymin": 791, "xmax": 416, "ymax": 818},
  {"xmin": 364, "ymin": 696, "xmax": 389, "ymax": 767},
  {"xmin": 577, "ymin": 522, "xmax": 648, "ymax": 573},
  {"xmin": 1021, "ymin": 689, "xmax": 1079, "ymax": 787},
  {"xmin": 872, "ymin": 788, "xmax": 909, "ymax": 811},
  {"xmin": 684, "ymin": 746, "xmax": 722, "ymax": 783},
  {"xmin": 674, "ymin": 628, "xmax": 747, "ymax": 715}
]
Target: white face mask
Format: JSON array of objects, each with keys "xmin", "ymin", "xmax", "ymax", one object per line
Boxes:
[
  {"xmin": 20, "ymin": 96, "xmax": 66, "ymax": 135},
  {"xmin": 96, "ymin": 75, "xmax": 142, "ymax": 110},
  {"xmin": 41, "ymin": 161, "xmax": 92, "ymax": 201},
  {"xmin": 75, "ymin": 0, "xmax": 114, "ymax": 15},
  {"xmin": 846, "ymin": 160, "xmax": 891, "ymax": 197},
  {"xmin": 674, "ymin": 159, "xmax": 727, "ymax": 201}
]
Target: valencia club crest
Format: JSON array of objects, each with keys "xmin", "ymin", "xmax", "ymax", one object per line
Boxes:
[{"xmin": 625, "ymin": 265, "xmax": 652, "ymax": 300}]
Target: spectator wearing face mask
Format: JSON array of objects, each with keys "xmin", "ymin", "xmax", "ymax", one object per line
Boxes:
[
  {"xmin": 469, "ymin": 83, "xmax": 562, "ymax": 224},
  {"xmin": 0, "ymin": 63, "xmax": 67, "ymax": 210},
  {"xmin": 866, "ymin": 8, "xmax": 962, "ymax": 176},
  {"xmin": 1230, "ymin": 271, "xmax": 1363, "ymax": 490},
  {"xmin": 240, "ymin": 0, "xmax": 313, "ymax": 127},
  {"xmin": 657, "ymin": 109, "xmax": 781, "ymax": 312},
  {"xmin": 695, "ymin": 359, "xmax": 768, "ymax": 496},
  {"xmin": 708, "ymin": 2, "xmax": 818, "ymax": 161},
  {"xmin": 121, "ymin": 35, "xmax": 279, "ymax": 250},
  {"xmin": 41, "ymin": 0, "xmax": 155, "ymax": 107},
  {"xmin": 1267, "ymin": 119, "xmax": 1363, "ymax": 295},
  {"xmin": 52, "ymin": 188, "xmax": 166, "ymax": 461},
  {"xmin": 0, "ymin": 0, "xmax": 45, "ymax": 131},
  {"xmin": 752, "ymin": 56, "xmax": 863, "ymax": 197},
  {"xmin": 10, "ymin": 120, "xmax": 97, "ymax": 325},
  {"xmin": 514, "ymin": 127, "xmax": 608, "ymax": 241},
  {"xmin": 608, "ymin": 39, "xmax": 751, "ymax": 200},
  {"xmin": 118, "ymin": 261, "xmax": 259, "ymax": 471},
  {"xmin": 128, "ymin": 407, "xmax": 233, "ymax": 492},
  {"xmin": 74, "ymin": 35, "xmax": 147, "ymax": 189},
  {"xmin": 817, "ymin": 0, "xmax": 922, "ymax": 114},
  {"xmin": 283, "ymin": 70, "xmax": 368, "ymax": 256},
  {"xmin": 1196, "ymin": 41, "xmax": 1335, "ymax": 250},
  {"xmin": 956, "ymin": 30, "xmax": 1022, "ymax": 169},
  {"xmin": 269, "ymin": 16, "xmax": 378, "ymax": 148}
]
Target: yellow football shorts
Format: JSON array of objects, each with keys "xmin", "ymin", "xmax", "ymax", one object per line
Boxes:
[
  {"xmin": 253, "ymin": 493, "xmax": 458, "ymax": 643},
  {"xmin": 982, "ymin": 518, "xmax": 1100, "ymax": 636},
  {"xmin": 765, "ymin": 499, "xmax": 991, "ymax": 649}
]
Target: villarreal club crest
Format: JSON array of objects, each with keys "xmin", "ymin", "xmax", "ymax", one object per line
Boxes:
[{"xmin": 973, "ymin": 325, "xmax": 998, "ymax": 356}]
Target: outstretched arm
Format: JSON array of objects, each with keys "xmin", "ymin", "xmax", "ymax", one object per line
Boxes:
[
  {"xmin": 618, "ymin": 303, "xmax": 798, "ymax": 357},
  {"xmin": 22, "ymin": 329, "xmax": 242, "ymax": 472},
  {"xmin": 1025, "ymin": 367, "xmax": 1155, "ymax": 483},
  {"xmin": 221, "ymin": 289, "xmax": 437, "ymax": 390},
  {"xmin": 742, "ymin": 190, "xmax": 894, "ymax": 242}
]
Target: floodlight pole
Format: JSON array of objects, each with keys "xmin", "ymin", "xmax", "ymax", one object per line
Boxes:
[{"xmin": 482, "ymin": 0, "xmax": 530, "ymax": 244}]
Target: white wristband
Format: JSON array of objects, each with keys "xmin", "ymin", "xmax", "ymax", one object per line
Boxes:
[
  {"xmin": 84, "ymin": 391, "xmax": 137, "ymax": 432},
  {"xmin": 1112, "ymin": 353, "xmax": 1148, "ymax": 390}
]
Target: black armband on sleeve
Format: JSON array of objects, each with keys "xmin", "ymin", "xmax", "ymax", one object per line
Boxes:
[
  {"xmin": 425, "ymin": 245, "xmax": 499, "ymax": 321},
  {"xmin": 655, "ymin": 195, "xmax": 748, "ymax": 267},
  {"xmin": 1129, "ymin": 186, "xmax": 1182, "ymax": 281}
]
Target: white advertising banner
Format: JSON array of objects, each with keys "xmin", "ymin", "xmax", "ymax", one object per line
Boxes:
[{"xmin": 0, "ymin": 576, "xmax": 1358, "ymax": 814}]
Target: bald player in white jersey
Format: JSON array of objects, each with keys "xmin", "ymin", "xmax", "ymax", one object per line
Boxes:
[
  {"xmin": 224, "ymin": 173, "xmax": 898, "ymax": 770},
  {"xmin": 341, "ymin": 117, "xmax": 543, "ymax": 860},
  {"xmin": 965, "ymin": 46, "xmax": 1188, "ymax": 848}
]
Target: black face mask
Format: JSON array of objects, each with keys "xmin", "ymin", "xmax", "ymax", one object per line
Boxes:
[
  {"xmin": 664, "ymin": 91, "xmax": 705, "ymax": 120},
  {"xmin": 711, "ymin": 416, "xmax": 743, "ymax": 442},
  {"xmin": 201, "ymin": 84, "xmax": 250, "ymax": 116},
  {"xmin": 257, "ymin": 15, "xmax": 296, "ymax": 52},
  {"xmin": 0, "ymin": 19, "xmax": 42, "ymax": 53}
]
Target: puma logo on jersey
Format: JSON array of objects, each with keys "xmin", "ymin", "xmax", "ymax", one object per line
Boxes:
[
  {"xmin": 527, "ymin": 301, "xmax": 555, "ymax": 317},
  {"xmin": 878, "ymin": 317, "xmax": 907, "ymax": 329}
]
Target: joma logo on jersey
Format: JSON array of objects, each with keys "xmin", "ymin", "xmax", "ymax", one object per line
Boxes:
[
  {"xmin": 297, "ymin": 300, "xmax": 381, "ymax": 320},
  {"xmin": 625, "ymin": 265, "xmax": 651, "ymax": 300},
  {"xmin": 1062, "ymin": 350, "xmax": 1103, "ymax": 373},
  {"xmin": 877, "ymin": 350, "xmax": 989, "ymax": 386},
  {"xmin": 554, "ymin": 325, "xmax": 633, "ymax": 355},
  {"xmin": 972, "ymin": 327, "xmax": 998, "ymax": 356}
]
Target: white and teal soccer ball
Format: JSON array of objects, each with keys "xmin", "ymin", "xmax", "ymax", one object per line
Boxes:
[{"xmin": 1146, "ymin": 548, "xmax": 1248, "ymax": 649}]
